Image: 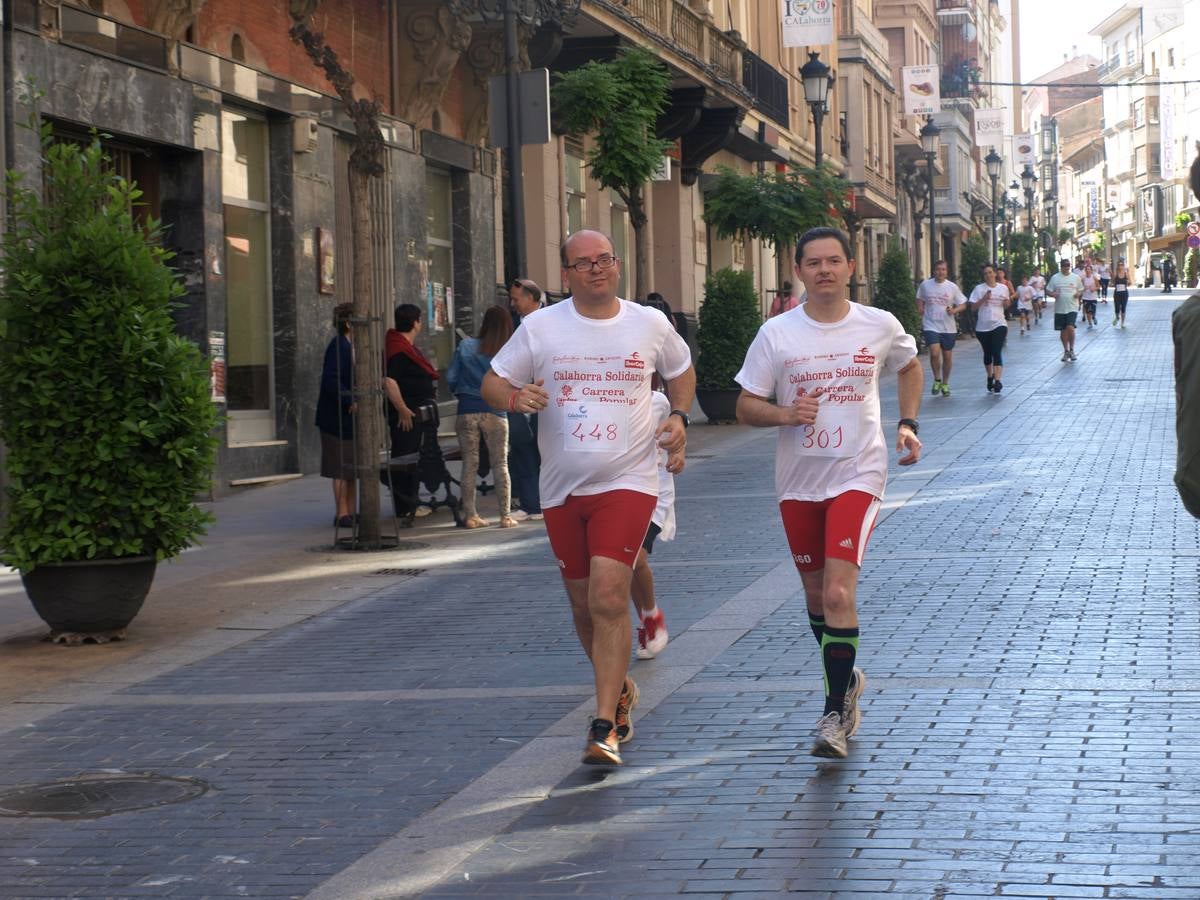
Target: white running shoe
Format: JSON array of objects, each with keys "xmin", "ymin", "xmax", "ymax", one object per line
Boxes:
[
  {"xmin": 810, "ymin": 712, "xmax": 848, "ymax": 759},
  {"xmin": 842, "ymin": 668, "xmax": 867, "ymax": 737}
]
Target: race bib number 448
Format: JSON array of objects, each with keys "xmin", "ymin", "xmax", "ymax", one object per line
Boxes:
[{"xmin": 563, "ymin": 403, "xmax": 629, "ymax": 453}]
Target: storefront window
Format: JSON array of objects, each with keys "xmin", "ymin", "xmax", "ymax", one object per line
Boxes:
[
  {"xmin": 565, "ymin": 146, "xmax": 586, "ymax": 235},
  {"xmin": 425, "ymin": 168, "xmax": 455, "ymax": 399},
  {"xmin": 221, "ymin": 111, "xmax": 274, "ymax": 444}
]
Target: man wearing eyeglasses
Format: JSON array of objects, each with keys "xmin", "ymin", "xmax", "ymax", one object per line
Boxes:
[
  {"xmin": 506, "ymin": 278, "xmax": 545, "ymax": 520},
  {"xmin": 483, "ymin": 230, "xmax": 696, "ymax": 767}
]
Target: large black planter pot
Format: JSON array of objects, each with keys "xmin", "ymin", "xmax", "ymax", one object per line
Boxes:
[
  {"xmin": 696, "ymin": 388, "xmax": 741, "ymax": 424},
  {"xmin": 21, "ymin": 556, "xmax": 157, "ymax": 635}
]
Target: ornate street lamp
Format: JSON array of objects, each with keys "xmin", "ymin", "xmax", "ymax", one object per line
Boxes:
[
  {"xmin": 801, "ymin": 52, "xmax": 832, "ymax": 166},
  {"xmin": 985, "ymin": 148, "xmax": 1002, "ymax": 264},
  {"xmin": 920, "ymin": 116, "xmax": 941, "ymax": 278},
  {"xmin": 1021, "ymin": 164, "xmax": 1037, "ymax": 235}
]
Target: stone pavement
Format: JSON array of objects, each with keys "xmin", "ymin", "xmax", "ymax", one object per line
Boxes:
[{"xmin": 1, "ymin": 289, "xmax": 1197, "ymax": 899}]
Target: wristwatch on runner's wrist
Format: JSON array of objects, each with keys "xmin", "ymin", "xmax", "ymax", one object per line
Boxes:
[
  {"xmin": 669, "ymin": 409, "xmax": 690, "ymax": 428},
  {"xmin": 897, "ymin": 418, "xmax": 919, "ymax": 435}
]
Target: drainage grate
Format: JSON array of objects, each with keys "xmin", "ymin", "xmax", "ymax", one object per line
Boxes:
[
  {"xmin": 0, "ymin": 774, "xmax": 208, "ymax": 820},
  {"xmin": 369, "ymin": 567, "xmax": 426, "ymax": 577}
]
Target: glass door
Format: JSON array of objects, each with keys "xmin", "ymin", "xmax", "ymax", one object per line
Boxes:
[
  {"xmin": 221, "ymin": 110, "xmax": 275, "ymax": 444},
  {"xmin": 425, "ymin": 168, "xmax": 455, "ymax": 401}
]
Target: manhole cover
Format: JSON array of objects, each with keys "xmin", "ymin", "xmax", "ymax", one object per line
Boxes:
[
  {"xmin": 0, "ymin": 774, "xmax": 209, "ymax": 820},
  {"xmin": 369, "ymin": 567, "xmax": 426, "ymax": 577}
]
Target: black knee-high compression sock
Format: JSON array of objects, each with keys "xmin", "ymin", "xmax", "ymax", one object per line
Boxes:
[
  {"xmin": 808, "ymin": 613, "xmax": 826, "ymax": 647},
  {"xmin": 821, "ymin": 626, "xmax": 859, "ymax": 716}
]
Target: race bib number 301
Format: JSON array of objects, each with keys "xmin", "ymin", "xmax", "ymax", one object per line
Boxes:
[{"xmin": 793, "ymin": 405, "xmax": 858, "ymax": 458}]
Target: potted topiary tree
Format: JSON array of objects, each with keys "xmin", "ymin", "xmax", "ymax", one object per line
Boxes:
[
  {"xmin": 874, "ymin": 239, "xmax": 920, "ymax": 341},
  {"xmin": 0, "ymin": 124, "xmax": 218, "ymax": 643},
  {"xmin": 695, "ymin": 267, "xmax": 761, "ymax": 423}
]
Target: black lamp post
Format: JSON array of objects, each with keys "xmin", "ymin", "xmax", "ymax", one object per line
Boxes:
[
  {"xmin": 1021, "ymin": 164, "xmax": 1036, "ymax": 235},
  {"xmin": 985, "ymin": 148, "xmax": 1002, "ymax": 263},
  {"xmin": 801, "ymin": 52, "xmax": 832, "ymax": 166},
  {"xmin": 920, "ymin": 116, "xmax": 941, "ymax": 278}
]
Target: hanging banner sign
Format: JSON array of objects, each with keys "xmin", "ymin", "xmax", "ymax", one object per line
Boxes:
[
  {"xmin": 781, "ymin": 0, "xmax": 834, "ymax": 47},
  {"xmin": 1161, "ymin": 91, "xmax": 1176, "ymax": 181},
  {"xmin": 974, "ymin": 108, "xmax": 1005, "ymax": 148},
  {"xmin": 901, "ymin": 65, "xmax": 941, "ymax": 116},
  {"xmin": 1013, "ymin": 133, "xmax": 1036, "ymax": 167}
]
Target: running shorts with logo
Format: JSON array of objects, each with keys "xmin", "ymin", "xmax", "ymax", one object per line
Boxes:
[
  {"xmin": 543, "ymin": 489, "xmax": 656, "ymax": 579},
  {"xmin": 780, "ymin": 490, "xmax": 881, "ymax": 572}
]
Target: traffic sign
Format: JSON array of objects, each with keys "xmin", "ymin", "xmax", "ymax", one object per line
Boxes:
[
  {"xmin": 1188, "ymin": 234, "xmax": 1200, "ymax": 249},
  {"xmin": 1187, "ymin": 221, "xmax": 1200, "ymax": 236}
]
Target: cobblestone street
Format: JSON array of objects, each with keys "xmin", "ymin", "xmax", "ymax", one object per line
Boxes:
[{"xmin": 1, "ymin": 291, "xmax": 1197, "ymax": 899}]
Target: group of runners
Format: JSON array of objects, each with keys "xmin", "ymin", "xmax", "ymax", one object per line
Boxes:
[
  {"xmin": 484, "ymin": 225, "xmax": 921, "ymax": 766},
  {"xmin": 915, "ymin": 255, "xmax": 1134, "ymax": 395}
]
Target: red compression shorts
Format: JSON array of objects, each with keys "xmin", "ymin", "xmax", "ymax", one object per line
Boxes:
[
  {"xmin": 542, "ymin": 490, "xmax": 657, "ymax": 580},
  {"xmin": 779, "ymin": 490, "xmax": 881, "ymax": 572}
]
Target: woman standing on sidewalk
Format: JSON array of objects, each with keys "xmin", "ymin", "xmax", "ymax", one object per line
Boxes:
[
  {"xmin": 315, "ymin": 303, "xmax": 357, "ymax": 528},
  {"xmin": 1112, "ymin": 261, "xmax": 1131, "ymax": 328},
  {"xmin": 969, "ymin": 264, "xmax": 1010, "ymax": 394},
  {"xmin": 448, "ymin": 306, "xmax": 517, "ymax": 529}
]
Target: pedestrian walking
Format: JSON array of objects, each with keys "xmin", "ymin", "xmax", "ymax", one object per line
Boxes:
[
  {"xmin": 915, "ymin": 259, "xmax": 967, "ymax": 397},
  {"xmin": 632, "ymin": 390, "xmax": 677, "ymax": 660},
  {"xmin": 507, "ymin": 278, "xmax": 545, "ymax": 521},
  {"xmin": 383, "ymin": 303, "xmax": 439, "ymax": 517},
  {"xmin": 1048, "ymin": 258, "xmax": 1084, "ymax": 362},
  {"xmin": 1016, "ymin": 276, "xmax": 1035, "ymax": 336},
  {"xmin": 1162, "ymin": 255, "xmax": 1178, "ymax": 294},
  {"xmin": 734, "ymin": 226, "xmax": 922, "ymax": 759},
  {"xmin": 769, "ymin": 282, "xmax": 799, "ymax": 318},
  {"xmin": 1080, "ymin": 264, "xmax": 1100, "ymax": 329},
  {"xmin": 969, "ymin": 264, "xmax": 1010, "ymax": 394},
  {"xmin": 484, "ymin": 229, "xmax": 696, "ymax": 767},
  {"xmin": 1112, "ymin": 260, "xmax": 1131, "ymax": 328},
  {"xmin": 448, "ymin": 305, "xmax": 515, "ymax": 529},
  {"xmin": 996, "ymin": 267, "xmax": 1016, "ymax": 319},
  {"xmin": 315, "ymin": 302, "xmax": 357, "ymax": 527}
]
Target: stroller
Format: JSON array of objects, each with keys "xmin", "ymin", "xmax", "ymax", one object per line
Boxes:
[{"xmin": 380, "ymin": 403, "xmax": 464, "ymax": 528}]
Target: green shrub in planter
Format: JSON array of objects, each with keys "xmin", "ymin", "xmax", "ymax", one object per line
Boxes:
[
  {"xmin": 695, "ymin": 267, "xmax": 761, "ymax": 390},
  {"xmin": 0, "ymin": 126, "xmax": 218, "ymax": 574},
  {"xmin": 1185, "ymin": 248, "xmax": 1200, "ymax": 289},
  {"xmin": 873, "ymin": 239, "xmax": 919, "ymax": 340}
]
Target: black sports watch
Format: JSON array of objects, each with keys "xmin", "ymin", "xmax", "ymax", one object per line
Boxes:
[
  {"xmin": 669, "ymin": 409, "xmax": 690, "ymax": 428},
  {"xmin": 897, "ymin": 418, "xmax": 919, "ymax": 435}
]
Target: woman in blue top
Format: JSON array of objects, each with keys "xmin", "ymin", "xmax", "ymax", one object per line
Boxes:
[
  {"xmin": 314, "ymin": 303, "xmax": 356, "ymax": 527},
  {"xmin": 448, "ymin": 305, "xmax": 515, "ymax": 528}
]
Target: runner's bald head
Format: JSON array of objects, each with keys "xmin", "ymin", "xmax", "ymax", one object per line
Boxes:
[{"xmin": 561, "ymin": 230, "xmax": 615, "ymax": 268}]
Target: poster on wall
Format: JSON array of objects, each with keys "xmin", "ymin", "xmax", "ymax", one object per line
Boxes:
[
  {"xmin": 1013, "ymin": 133, "xmax": 1036, "ymax": 168},
  {"xmin": 901, "ymin": 66, "xmax": 940, "ymax": 117},
  {"xmin": 316, "ymin": 227, "xmax": 335, "ymax": 295},
  {"xmin": 209, "ymin": 331, "xmax": 227, "ymax": 405},
  {"xmin": 781, "ymin": 0, "xmax": 834, "ymax": 47},
  {"xmin": 974, "ymin": 108, "xmax": 1005, "ymax": 148},
  {"xmin": 426, "ymin": 282, "xmax": 436, "ymax": 333},
  {"xmin": 432, "ymin": 283, "xmax": 448, "ymax": 333}
]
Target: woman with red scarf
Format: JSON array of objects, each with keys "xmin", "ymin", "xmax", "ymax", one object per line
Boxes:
[{"xmin": 383, "ymin": 304, "xmax": 439, "ymax": 515}]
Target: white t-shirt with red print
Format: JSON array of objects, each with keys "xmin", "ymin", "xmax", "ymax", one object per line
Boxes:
[
  {"xmin": 490, "ymin": 298, "xmax": 692, "ymax": 510},
  {"xmin": 734, "ymin": 302, "xmax": 917, "ymax": 503},
  {"xmin": 969, "ymin": 282, "xmax": 1008, "ymax": 332}
]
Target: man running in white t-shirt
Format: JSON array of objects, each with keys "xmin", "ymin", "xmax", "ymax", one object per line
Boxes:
[
  {"xmin": 734, "ymin": 227, "xmax": 923, "ymax": 759},
  {"xmin": 915, "ymin": 259, "xmax": 967, "ymax": 397},
  {"xmin": 483, "ymin": 229, "xmax": 695, "ymax": 768},
  {"xmin": 1047, "ymin": 258, "xmax": 1084, "ymax": 362}
]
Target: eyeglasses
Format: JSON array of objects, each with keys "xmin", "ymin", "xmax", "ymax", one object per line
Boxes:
[{"xmin": 567, "ymin": 255, "xmax": 618, "ymax": 273}]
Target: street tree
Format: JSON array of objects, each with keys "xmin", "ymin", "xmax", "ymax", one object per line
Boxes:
[
  {"xmin": 702, "ymin": 162, "xmax": 847, "ymax": 264},
  {"xmin": 290, "ymin": 7, "xmax": 386, "ymax": 547},
  {"xmin": 551, "ymin": 47, "xmax": 671, "ymax": 300}
]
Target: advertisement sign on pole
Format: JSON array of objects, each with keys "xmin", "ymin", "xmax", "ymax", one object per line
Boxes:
[
  {"xmin": 781, "ymin": 0, "xmax": 834, "ymax": 47},
  {"xmin": 1013, "ymin": 133, "xmax": 1036, "ymax": 167},
  {"xmin": 1161, "ymin": 91, "xmax": 1176, "ymax": 181},
  {"xmin": 974, "ymin": 108, "xmax": 1005, "ymax": 148},
  {"xmin": 901, "ymin": 66, "xmax": 941, "ymax": 117}
]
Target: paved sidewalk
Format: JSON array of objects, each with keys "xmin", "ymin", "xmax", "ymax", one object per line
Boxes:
[{"xmin": 1, "ymin": 291, "xmax": 1197, "ymax": 899}]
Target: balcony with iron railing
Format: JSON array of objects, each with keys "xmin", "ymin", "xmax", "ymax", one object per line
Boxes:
[
  {"xmin": 742, "ymin": 49, "xmax": 788, "ymax": 128},
  {"xmin": 610, "ymin": 0, "xmax": 743, "ymax": 88}
]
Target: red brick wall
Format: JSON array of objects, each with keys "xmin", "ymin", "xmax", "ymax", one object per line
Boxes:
[{"xmin": 118, "ymin": 0, "xmax": 393, "ymax": 113}]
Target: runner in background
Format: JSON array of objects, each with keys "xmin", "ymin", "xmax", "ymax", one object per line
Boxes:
[{"xmin": 632, "ymin": 390, "xmax": 679, "ymax": 660}]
